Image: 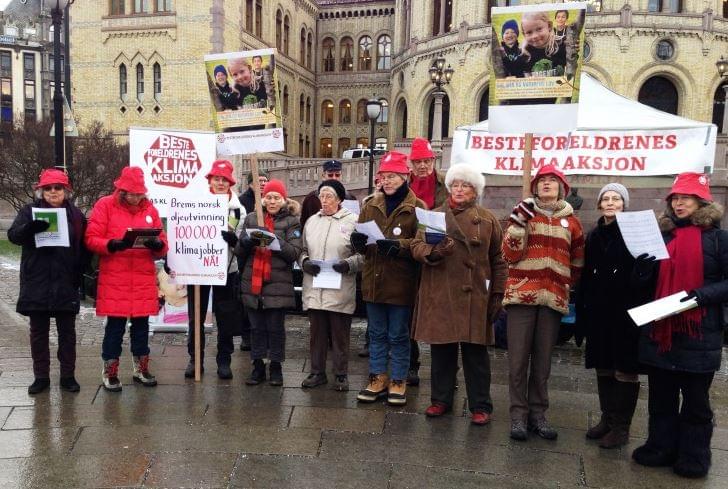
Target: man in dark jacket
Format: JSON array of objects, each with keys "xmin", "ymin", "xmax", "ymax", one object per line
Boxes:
[
  {"xmin": 300, "ymin": 159, "xmax": 357, "ymax": 229},
  {"xmin": 239, "ymin": 169, "xmax": 270, "ymax": 215}
]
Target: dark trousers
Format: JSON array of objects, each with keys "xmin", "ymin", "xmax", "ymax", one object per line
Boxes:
[
  {"xmin": 308, "ymin": 309, "xmax": 352, "ymax": 376},
  {"xmin": 186, "ymin": 275, "xmax": 238, "ymax": 365},
  {"xmin": 247, "ymin": 308, "xmax": 286, "ymax": 362},
  {"xmin": 29, "ymin": 312, "xmax": 76, "ymax": 378},
  {"xmin": 102, "ymin": 316, "xmax": 150, "ymax": 361},
  {"xmin": 431, "ymin": 342, "xmax": 493, "ymax": 413},
  {"xmin": 647, "ymin": 366, "xmax": 714, "ymax": 425}
]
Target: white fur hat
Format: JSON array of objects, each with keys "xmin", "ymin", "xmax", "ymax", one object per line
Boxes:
[{"xmin": 445, "ymin": 163, "xmax": 486, "ymax": 197}]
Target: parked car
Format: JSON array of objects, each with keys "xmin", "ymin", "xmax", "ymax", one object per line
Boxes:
[{"xmin": 342, "ymin": 148, "xmax": 386, "ymax": 159}]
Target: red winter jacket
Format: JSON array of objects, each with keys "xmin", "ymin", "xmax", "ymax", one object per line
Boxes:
[{"xmin": 85, "ymin": 191, "xmax": 168, "ymax": 317}]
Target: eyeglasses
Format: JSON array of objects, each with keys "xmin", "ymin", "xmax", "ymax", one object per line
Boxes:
[
  {"xmin": 324, "ymin": 172, "xmax": 341, "ymax": 178},
  {"xmin": 42, "ymin": 185, "xmax": 64, "ymax": 192}
]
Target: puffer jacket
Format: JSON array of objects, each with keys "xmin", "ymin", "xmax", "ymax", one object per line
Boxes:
[
  {"xmin": 639, "ymin": 203, "xmax": 728, "ymax": 373},
  {"xmin": 85, "ymin": 191, "xmax": 168, "ymax": 317},
  {"xmin": 235, "ymin": 200, "xmax": 302, "ymax": 310},
  {"xmin": 300, "ymin": 207, "xmax": 362, "ymax": 314}
]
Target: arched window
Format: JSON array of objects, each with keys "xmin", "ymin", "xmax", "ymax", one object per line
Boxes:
[
  {"xmin": 377, "ymin": 98, "xmax": 388, "ymax": 123},
  {"xmin": 712, "ymin": 82, "xmax": 727, "ymax": 134},
  {"xmin": 358, "ymin": 36, "xmax": 372, "ymax": 70},
  {"xmin": 136, "ymin": 63, "xmax": 144, "ymax": 101},
  {"xmin": 427, "ymin": 93, "xmax": 451, "ymax": 140},
  {"xmin": 300, "ymin": 28, "xmax": 306, "ymax": 64},
  {"xmin": 638, "ymin": 76, "xmax": 678, "ymax": 115},
  {"xmin": 119, "ymin": 63, "xmax": 127, "ymax": 98},
  {"xmin": 338, "ymin": 137, "xmax": 351, "ymax": 156},
  {"xmin": 478, "ymin": 88, "xmax": 489, "ymax": 122},
  {"xmin": 245, "ymin": 0, "xmax": 253, "ymax": 31},
  {"xmin": 340, "ymin": 37, "xmax": 354, "ymax": 71},
  {"xmin": 377, "ymin": 35, "xmax": 392, "ymax": 70},
  {"xmin": 432, "ymin": 0, "xmax": 454, "ymax": 36},
  {"xmin": 283, "ymin": 15, "xmax": 290, "ymax": 55},
  {"xmin": 322, "ymin": 100, "xmax": 334, "ymax": 125},
  {"xmin": 110, "ymin": 0, "xmax": 125, "ymax": 15},
  {"xmin": 306, "ymin": 136, "xmax": 311, "ymax": 157},
  {"xmin": 298, "ymin": 135, "xmax": 304, "ymax": 157},
  {"xmin": 153, "ymin": 62, "xmax": 161, "ymax": 97},
  {"xmin": 306, "ymin": 97, "xmax": 311, "ymax": 123},
  {"xmin": 356, "ymin": 98, "xmax": 368, "ymax": 124},
  {"xmin": 283, "ymin": 85, "xmax": 289, "ymax": 116},
  {"xmin": 339, "ymin": 99, "xmax": 352, "ymax": 124},
  {"xmin": 320, "ymin": 138, "xmax": 333, "ymax": 158},
  {"xmin": 255, "ymin": 0, "xmax": 262, "ymax": 37},
  {"xmin": 306, "ymin": 32, "xmax": 313, "ymax": 69},
  {"xmin": 396, "ymin": 99, "xmax": 408, "ymax": 139},
  {"xmin": 275, "ymin": 10, "xmax": 283, "ymax": 51},
  {"xmin": 299, "ymin": 93, "xmax": 304, "ymax": 122},
  {"xmin": 322, "ymin": 37, "xmax": 335, "ymax": 72},
  {"xmin": 356, "ymin": 137, "xmax": 368, "ymax": 147},
  {"xmin": 724, "ymin": 0, "xmax": 728, "ymax": 19}
]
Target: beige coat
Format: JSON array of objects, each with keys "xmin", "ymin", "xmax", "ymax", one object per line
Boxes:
[
  {"xmin": 411, "ymin": 204, "xmax": 507, "ymax": 345},
  {"xmin": 300, "ymin": 207, "xmax": 363, "ymax": 314}
]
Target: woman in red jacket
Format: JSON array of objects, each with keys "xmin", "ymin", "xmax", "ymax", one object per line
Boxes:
[{"xmin": 85, "ymin": 166, "xmax": 168, "ymax": 392}]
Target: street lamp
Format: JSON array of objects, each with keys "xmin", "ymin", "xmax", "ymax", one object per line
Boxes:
[
  {"xmin": 366, "ymin": 97, "xmax": 382, "ymax": 194},
  {"xmin": 51, "ymin": 0, "xmax": 74, "ymax": 171},
  {"xmin": 428, "ymin": 57, "xmax": 454, "ymax": 144},
  {"xmin": 717, "ymin": 55, "xmax": 728, "ymax": 135}
]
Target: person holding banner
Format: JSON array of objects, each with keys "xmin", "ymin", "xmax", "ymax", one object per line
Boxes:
[
  {"xmin": 85, "ymin": 166, "xmax": 168, "ymax": 392},
  {"xmin": 235, "ymin": 179, "xmax": 302, "ymax": 386},
  {"xmin": 502, "ymin": 165, "xmax": 584, "ymax": 441},
  {"xmin": 632, "ymin": 173, "xmax": 728, "ymax": 479},
  {"xmin": 184, "ymin": 160, "xmax": 246, "ymax": 380},
  {"xmin": 239, "ymin": 169, "xmax": 269, "ymax": 215},
  {"xmin": 8, "ymin": 169, "xmax": 88, "ymax": 394},
  {"xmin": 410, "ymin": 163, "xmax": 507, "ymax": 425}
]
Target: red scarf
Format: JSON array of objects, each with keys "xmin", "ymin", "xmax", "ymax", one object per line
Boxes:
[
  {"xmin": 651, "ymin": 225, "xmax": 705, "ymax": 353},
  {"xmin": 251, "ymin": 213, "xmax": 274, "ymax": 295},
  {"xmin": 410, "ymin": 172, "xmax": 437, "ymax": 209}
]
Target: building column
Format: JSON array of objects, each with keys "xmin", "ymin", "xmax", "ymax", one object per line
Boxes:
[
  {"xmin": 439, "ymin": 0, "xmax": 446, "ymax": 34},
  {"xmin": 432, "ymin": 90, "xmax": 445, "ymax": 144},
  {"xmin": 723, "ymin": 85, "xmax": 728, "ymax": 135}
]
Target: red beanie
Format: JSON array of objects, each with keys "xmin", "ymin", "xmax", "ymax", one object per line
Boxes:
[
  {"xmin": 114, "ymin": 166, "xmax": 148, "ymax": 194},
  {"xmin": 263, "ymin": 179, "xmax": 287, "ymax": 199},
  {"xmin": 530, "ymin": 164, "xmax": 570, "ymax": 196},
  {"xmin": 35, "ymin": 168, "xmax": 72, "ymax": 191},
  {"xmin": 667, "ymin": 172, "xmax": 712, "ymax": 202},
  {"xmin": 205, "ymin": 159, "xmax": 236, "ymax": 185},
  {"xmin": 409, "ymin": 137, "xmax": 435, "ymax": 161},
  {"xmin": 377, "ymin": 151, "xmax": 409, "ymax": 175}
]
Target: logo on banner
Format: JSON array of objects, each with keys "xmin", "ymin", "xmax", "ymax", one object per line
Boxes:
[
  {"xmin": 217, "ymin": 134, "xmax": 226, "ymax": 143},
  {"xmin": 272, "ymin": 129, "xmax": 282, "ymax": 139},
  {"xmin": 144, "ymin": 134, "xmax": 203, "ymax": 188}
]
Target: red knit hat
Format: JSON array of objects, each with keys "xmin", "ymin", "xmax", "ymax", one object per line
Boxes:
[
  {"xmin": 530, "ymin": 164, "xmax": 570, "ymax": 196},
  {"xmin": 263, "ymin": 179, "xmax": 287, "ymax": 199},
  {"xmin": 35, "ymin": 168, "xmax": 72, "ymax": 191},
  {"xmin": 667, "ymin": 172, "xmax": 712, "ymax": 202},
  {"xmin": 205, "ymin": 159, "xmax": 236, "ymax": 185},
  {"xmin": 409, "ymin": 137, "xmax": 435, "ymax": 161},
  {"xmin": 113, "ymin": 166, "xmax": 148, "ymax": 194},
  {"xmin": 377, "ymin": 151, "xmax": 409, "ymax": 175}
]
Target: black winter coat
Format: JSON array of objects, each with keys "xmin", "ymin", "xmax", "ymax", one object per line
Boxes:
[
  {"xmin": 238, "ymin": 188, "xmax": 255, "ymax": 214},
  {"xmin": 7, "ymin": 200, "xmax": 88, "ymax": 316},
  {"xmin": 639, "ymin": 203, "xmax": 728, "ymax": 374}
]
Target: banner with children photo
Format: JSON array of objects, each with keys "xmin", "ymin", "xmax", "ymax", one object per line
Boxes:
[
  {"xmin": 489, "ymin": 2, "xmax": 586, "ymax": 134},
  {"xmin": 203, "ymin": 48, "xmax": 285, "ymax": 155}
]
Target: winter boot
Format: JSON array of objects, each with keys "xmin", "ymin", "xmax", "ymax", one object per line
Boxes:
[
  {"xmin": 357, "ymin": 373, "xmax": 389, "ymax": 402},
  {"xmin": 586, "ymin": 375, "xmax": 616, "ymax": 440},
  {"xmin": 632, "ymin": 415, "xmax": 679, "ymax": 467},
  {"xmin": 387, "ymin": 379, "xmax": 407, "ymax": 406},
  {"xmin": 28, "ymin": 378, "xmax": 50, "ymax": 395},
  {"xmin": 132, "ymin": 355, "xmax": 157, "ymax": 387},
  {"xmin": 102, "ymin": 359, "xmax": 122, "ymax": 392},
  {"xmin": 217, "ymin": 363, "xmax": 233, "ymax": 380},
  {"xmin": 59, "ymin": 376, "xmax": 80, "ymax": 393},
  {"xmin": 600, "ymin": 381, "xmax": 639, "ymax": 449},
  {"xmin": 268, "ymin": 361, "xmax": 283, "ymax": 386},
  {"xmin": 246, "ymin": 359, "xmax": 266, "ymax": 385},
  {"xmin": 406, "ymin": 361, "xmax": 420, "ymax": 387},
  {"xmin": 332, "ymin": 375, "xmax": 349, "ymax": 392},
  {"xmin": 184, "ymin": 359, "xmax": 204, "ymax": 379},
  {"xmin": 673, "ymin": 422, "xmax": 713, "ymax": 478}
]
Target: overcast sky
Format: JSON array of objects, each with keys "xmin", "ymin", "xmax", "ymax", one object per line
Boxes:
[{"xmin": 0, "ymin": 1, "xmax": 12, "ymax": 11}]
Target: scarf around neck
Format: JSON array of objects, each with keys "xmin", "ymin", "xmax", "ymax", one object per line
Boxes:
[
  {"xmin": 410, "ymin": 172, "xmax": 437, "ymax": 209},
  {"xmin": 251, "ymin": 213, "xmax": 275, "ymax": 295},
  {"xmin": 384, "ymin": 182, "xmax": 409, "ymax": 216}
]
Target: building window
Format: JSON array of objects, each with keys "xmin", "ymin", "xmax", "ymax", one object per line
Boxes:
[
  {"xmin": 320, "ymin": 138, "xmax": 332, "ymax": 158},
  {"xmin": 283, "ymin": 15, "xmax": 290, "ymax": 55},
  {"xmin": 155, "ymin": 0, "xmax": 173, "ymax": 12},
  {"xmin": 377, "ymin": 35, "xmax": 391, "ymax": 70},
  {"xmin": 136, "ymin": 63, "xmax": 144, "ymax": 101},
  {"xmin": 306, "ymin": 33, "xmax": 313, "ymax": 69},
  {"xmin": 24, "ymin": 80, "xmax": 35, "ymax": 114},
  {"xmin": 358, "ymin": 36, "xmax": 372, "ymax": 70},
  {"xmin": 585, "ymin": 0, "xmax": 602, "ymax": 12},
  {"xmin": 638, "ymin": 76, "xmax": 678, "ymax": 115},
  {"xmin": 432, "ymin": 0, "xmax": 453, "ymax": 36},
  {"xmin": 119, "ymin": 63, "xmax": 127, "ymax": 98},
  {"xmin": 338, "ymin": 137, "xmax": 351, "ymax": 157},
  {"xmin": 724, "ymin": 0, "xmax": 728, "ymax": 19},
  {"xmin": 322, "ymin": 100, "xmax": 334, "ymax": 125},
  {"xmin": 712, "ymin": 82, "xmax": 727, "ymax": 134},
  {"xmin": 300, "ymin": 28, "xmax": 306, "ymax": 65},
  {"xmin": 377, "ymin": 99, "xmax": 388, "ymax": 123},
  {"xmin": 275, "ymin": 10, "xmax": 282, "ymax": 51},
  {"xmin": 255, "ymin": 0, "xmax": 262, "ymax": 37},
  {"xmin": 134, "ymin": 0, "xmax": 152, "ymax": 13},
  {"xmin": 339, "ymin": 99, "xmax": 351, "ymax": 124},
  {"xmin": 655, "ymin": 39, "xmax": 675, "ymax": 61},
  {"xmin": 283, "ymin": 85, "xmax": 289, "ymax": 116},
  {"xmin": 0, "ymin": 51, "xmax": 11, "ymax": 78},
  {"xmin": 306, "ymin": 97, "xmax": 311, "ymax": 124},
  {"xmin": 356, "ymin": 137, "xmax": 368, "ymax": 148},
  {"xmin": 298, "ymin": 135, "xmax": 304, "ymax": 157},
  {"xmin": 583, "ymin": 41, "xmax": 592, "ymax": 61},
  {"xmin": 23, "ymin": 53, "xmax": 35, "ymax": 80},
  {"xmin": 356, "ymin": 98, "xmax": 367, "ymax": 124},
  {"xmin": 1, "ymin": 78, "xmax": 11, "ymax": 125},
  {"xmin": 648, "ymin": 0, "xmax": 661, "ymax": 12},
  {"xmin": 427, "ymin": 93, "xmax": 451, "ymax": 139},
  {"xmin": 153, "ymin": 62, "xmax": 161, "ymax": 97},
  {"xmin": 396, "ymin": 99, "xmax": 408, "ymax": 138},
  {"xmin": 478, "ymin": 88, "xmax": 489, "ymax": 122},
  {"xmin": 305, "ymin": 136, "xmax": 311, "ymax": 157},
  {"xmin": 245, "ymin": 0, "xmax": 253, "ymax": 31},
  {"xmin": 49, "ymin": 55, "xmax": 65, "ymax": 76},
  {"xmin": 340, "ymin": 37, "xmax": 354, "ymax": 71},
  {"xmin": 322, "ymin": 37, "xmax": 335, "ymax": 72},
  {"xmin": 110, "ymin": 0, "xmax": 125, "ymax": 15},
  {"xmin": 299, "ymin": 94, "xmax": 304, "ymax": 122},
  {"xmin": 24, "ymin": 53, "xmax": 35, "ymax": 121}
]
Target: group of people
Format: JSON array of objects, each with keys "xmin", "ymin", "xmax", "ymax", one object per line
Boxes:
[{"xmin": 9, "ymin": 137, "xmax": 727, "ymax": 479}]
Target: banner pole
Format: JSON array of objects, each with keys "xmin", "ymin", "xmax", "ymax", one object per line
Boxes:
[
  {"xmin": 250, "ymin": 154, "xmax": 265, "ymax": 224},
  {"xmin": 194, "ymin": 284, "xmax": 201, "ymax": 382},
  {"xmin": 522, "ymin": 133, "xmax": 534, "ymax": 199}
]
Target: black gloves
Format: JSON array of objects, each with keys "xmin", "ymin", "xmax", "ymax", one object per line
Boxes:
[
  {"xmin": 333, "ymin": 260, "xmax": 350, "ymax": 274},
  {"xmin": 240, "ymin": 235, "xmax": 261, "ymax": 251},
  {"xmin": 107, "ymin": 239, "xmax": 132, "ymax": 253},
  {"xmin": 376, "ymin": 239, "xmax": 400, "ymax": 257},
  {"xmin": 221, "ymin": 230, "xmax": 238, "ymax": 247},
  {"xmin": 634, "ymin": 253, "xmax": 657, "ymax": 276},
  {"xmin": 350, "ymin": 231, "xmax": 368, "ymax": 254},
  {"xmin": 301, "ymin": 259, "xmax": 321, "ymax": 276},
  {"xmin": 143, "ymin": 238, "xmax": 165, "ymax": 251},
  {"xmin": 28, "ymin": 219, "xmax": 50, "ymax": 234},
  {"xmin": 509, "ymin": 200, "xmax": 535, "ymax": 228},
  {"xmin": 680, "ymin": 290, "xmax": 702, "ymax": 306}
]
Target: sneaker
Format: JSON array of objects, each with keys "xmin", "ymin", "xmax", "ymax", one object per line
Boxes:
[
  {"xmin": 59, "ymin": 376, "xmax": 80, "ymax": 393},
  {"xmin": 184, "ymin": 360, "xmax": 204, "ymax": 379},
  {"xmin": 102, "ymin": 359, "xmax": 122, "ymax": 392},
  {"xmin": 357, "ymin": 373, "xmax": 389, "ymax": 402},
  {"xmin": 471, "ymin": 411, "xmax": 491, "ymax": 426},
  {"xmin": 528, "ymin": 418, "xmax": 558, "ymax": 440},
  {"xmin": 406, "ymin": 365, "xmax": 420, "ymax": 387},
  {"xmin": 510, "ymin": 420, "xmax": 528, "ymax": 441},
  {"xmin": 28, "ymin": 378, "xmax": 50, "ymax": 395},
  {"xmin": 301, "ymin": 373, "xmax": 328, "ymax": 388},
  {"xmin": 387, "ymin": 379, "xmax": 407, "ymax": 406},
  {"xmin": 268, "ymin": 361, "xmax": 283, "ymax": 386},
  {"xmin": 332, "ymin": 375, "xmax": 349, "ymax": 392},
  {"xmin": 245, "ymin": 359, "xmax": 266, "ymax": 385},
  {"xmin": 132, "ymin": 355, "xmax": 158, "ymax": 387},
  {"xmin": 425, "ymin": 402, "xmax": 449, "ymax": 417}
]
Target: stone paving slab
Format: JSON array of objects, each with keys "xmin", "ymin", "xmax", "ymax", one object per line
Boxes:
[{"xmin": 144, "ymin": 451, "xmax": 237, "ymax": 489}]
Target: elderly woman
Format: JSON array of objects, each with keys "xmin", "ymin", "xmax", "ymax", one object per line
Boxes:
[
  {"xmin": 503, "ymin": 164, "xmax": 584, "ymax": 441},
  {"xmin": 235, "ymin": 179, "xmax": 301, "ymax": 387},
  {"xmin": 632, "ymin": 173, "xmax": 728, "ymax": 479},
  {"xmin": 411, "ymin": 164, "xmax": 507, "ymax": 425},
  {"xmin": 8, "ymin": 169, "xmax": 87, "ymax": 394},
  {"xmin": 299, "ymin": 179, "xmax": 362, "ymax": 391},
  {"xmin": 85, "ymin": 166, "xmax": 168, "ymax": 392}
]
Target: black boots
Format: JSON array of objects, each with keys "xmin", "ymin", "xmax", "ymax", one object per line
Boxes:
[
  {"xmin": 586, "ymin": 376, "xmax": 615, "ymax": 440},
  {"xmin": 632, "ymin": 415, "xmax": 679, "ymax": 467},
  {"xmin": 28, "ymin": 378, "xmax": 50, "ymax": 395},
  {"xmin": 599, "ymin": 381, "xmax": 639, "ymax": 449},
  {"xmin": 246, "ymin": 359, "xmax": 266, "ymax": 385},
  {"xmin": 268, "ymin": 361, "xmax": 283, "ymax": 386},
  {"xmin": 673, "ymin": 422, "xmax": 713, "ymax": 478}
]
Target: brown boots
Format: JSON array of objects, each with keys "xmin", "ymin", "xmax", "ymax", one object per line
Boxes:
[{"xmin": 587, "ymin": 375, "xmax": 639, "ymax": 449}]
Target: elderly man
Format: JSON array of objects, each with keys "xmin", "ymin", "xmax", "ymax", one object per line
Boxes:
[
  {"xmin": 408, "ymin": 137, "xmax": 448, "ymax": 210},
  {"xmin": 300, "ymin": 159, "xmax": 357, "ymax": 228}
]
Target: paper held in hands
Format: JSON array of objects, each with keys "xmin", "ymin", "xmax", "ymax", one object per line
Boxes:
[
  {"xmin": 615, "ymin": 210, "xmax": 669, "ymax": 260},
  {"xmin": 627, "ymin": 291, "xmax": 698, "ymax": 327},
  {"xmin": 415, "ymin": 208, "xmax": 446, "ymax": 234},
  {"xmin": 31, "ymin": 207, "xmax": 69, "ymax": 248},
  {"xmin": 310, "ymin": 260, "xmax": 342, "ymax": 289},
  {"xmin": 354, "ymin": 221, "xmax": 385, "ymax": 245},
  {"xmin": 246, "ymin": 228, "xmax": 281, "ymax": 251}
]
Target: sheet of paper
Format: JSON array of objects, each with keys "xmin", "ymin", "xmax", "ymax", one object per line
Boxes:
[
  {"xmin": 310, "ymin": 260, "xmax": 342, "ymax": 289},
  {"xmin": 354, "ymin": 220, "xmax": 385, "ymax": 245},
  {"xmin": 341, "ymin": 199, "xmax": 360, "ymax": 216},
  {"xmin": 627, "ymin": 290, "xmax": 698, "ymax": 327},
  {"xmin": 415, "ymin": 208, "xmax": 447, "ymax": 234},
  {"xmin": 615, "ymin": 210, "xmax": 669, "ymax": 260},
  {"xmin": 32, "ymin": 207, "xmax": 69, "ymax": 248},
  {"xmin": 246, "ymin": 228, "xmax": 281, "ymax": 251}
]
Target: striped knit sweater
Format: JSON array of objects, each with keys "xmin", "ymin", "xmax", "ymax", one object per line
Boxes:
[{"xmin": 502, "ymin": 199, "xmax": 585, "ymax": 314}]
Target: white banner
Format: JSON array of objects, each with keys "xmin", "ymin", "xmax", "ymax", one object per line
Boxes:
[
  {"xmin": 452, "ymin": 127, "xmax": 716, "ymax": 176},
  {"xmin": 215, "ymin": 127, "xmax": 285, "ymax": 155},
  {"xmin": 167, "ymin": 193, "xmax": 228, "ymax": 286},
  {"xmin": 129, "ymin": 128, "xmax": 217, "ymax": 217}
]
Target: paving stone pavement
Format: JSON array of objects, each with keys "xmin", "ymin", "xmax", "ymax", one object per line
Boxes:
[{"xmin": 2, "ymin": 255, "xmax": 728, "ymax": 488}]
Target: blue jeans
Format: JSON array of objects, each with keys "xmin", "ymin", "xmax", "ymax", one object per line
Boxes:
[
  {"xmin": 101, "ymin": 316, "xmax": 150, "ymax": 361},
  {"xmin": 366, "ymin": 302, "xmax": 411, "ymax": 381}
]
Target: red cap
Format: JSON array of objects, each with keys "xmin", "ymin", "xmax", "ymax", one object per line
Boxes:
[
  {"xmin": 205, "ymin": 159, "xmax": 236, "ymax": 185},
  {"xmin": 113, "ymin": 166, "xmax": 148, "ymax": 194},
  {"xmin": 263, "ymin": 179, "xmax": 287, "ymax": 199},
  {"xmin": 667, "ymin": 172, "xmax": 712, "ymax": 202},
  {"xmin": 35, "ymin": 168, "xmax": 72, "ymax": 191},
  {"xmin": 377, "ymin": 151, "xmax": 410, "ymax": 175},
  {"xmin": 530, "ymin": 164, "xmax": 570, "ymax": 196},
  {"xmin": 409, "ymin": 137, "xmax": 435, "ymax": 161}
]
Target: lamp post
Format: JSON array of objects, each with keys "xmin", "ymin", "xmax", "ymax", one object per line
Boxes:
[
  {"xmin": 366, "ymin": 97, "xmax": 382, "ymax": 194},
  {"xmin": 51, "ymin": 0, "xmax": 73, "ymax": 171},
  {"xmin": 428, "ymin": 57, "xmax": 454, "ymax": 144},
  {"xmin": 717, "ymin": 55, "xmax": 728, "ymax": 135}
]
